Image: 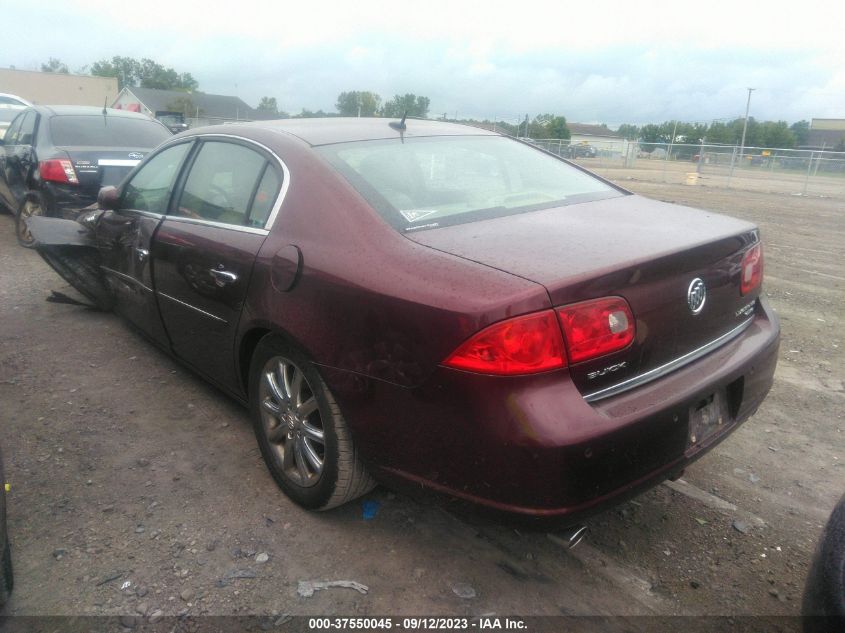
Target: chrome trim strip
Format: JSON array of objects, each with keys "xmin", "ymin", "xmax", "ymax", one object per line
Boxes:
[
  {"xmin": 98, "ymin": 159, "xmax": 140, "ymax": 167},
  {"xmin": 583, "ymin": 317, "xmax": 755, "ymax": 403},
  {"xmin": 163, "ymin": 215, "xmax": 269, "ymax": 236},
  {"xmin": 157, "ymin": 292, "xmax": 228, "ymax": 324},
  {"xmin": 100, "ymin": 266, "xmax": 152, "ymax": 293},
  {"xmin": 185, "ymin": 133, "xmax": 291, "ymax": 232}
]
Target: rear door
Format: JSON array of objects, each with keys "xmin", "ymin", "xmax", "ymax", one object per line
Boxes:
[
  {"xmin": 96, "ymin": 141, "xmax": 193, "ymax": 345},
  {"xmin": 151, "ymin": 138, "xmax": 282, "ymax": 390}
]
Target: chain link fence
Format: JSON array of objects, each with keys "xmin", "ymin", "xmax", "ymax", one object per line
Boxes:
[{"xmin": 528, "ymin": 138, "xmax": 845, "ymax": 199}]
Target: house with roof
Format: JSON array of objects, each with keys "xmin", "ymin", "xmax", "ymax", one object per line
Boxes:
[
  {"xmin": 567, "ymin": 123, "xmax": 631, "ymax": 156},
  {"xmin": 112, "ymin": 86, "xmax": 274, "ymax": 128},
  {"xmin": 802, "ymin": 119, "xmax": 845, "ymax": 151}
]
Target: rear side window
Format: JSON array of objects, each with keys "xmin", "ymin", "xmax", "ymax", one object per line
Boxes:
[
  {"xmin": 247, "ymin": 166, "xmax": 281, "ymax": 227},
  {"xmin": 3, "ymin": 111, "xmax": 26, "ymax": 144},
  {"xmin": 50, "ymin": 115, "xmax": 171, "ymax": 148},
  {"xmin": 17, "ymin": 111, "xmax": 37, "ymax": 145},
  {"xmin": 122, "ymin": 143, "xmax": 191, "ymax": 214},
  {"xmin": 174, "ymin": 141, "xmax": 269, "ymax": 227}
]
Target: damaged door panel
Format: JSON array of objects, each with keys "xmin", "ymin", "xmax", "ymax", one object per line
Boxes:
[{"xmin": 28, "ymin": 213, "xmax": 114, "ymax": 312}]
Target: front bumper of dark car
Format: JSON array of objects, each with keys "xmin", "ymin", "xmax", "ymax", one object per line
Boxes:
[{"xmin": 324, "ymin": 296, "xmax": 780, "ymax": 519}]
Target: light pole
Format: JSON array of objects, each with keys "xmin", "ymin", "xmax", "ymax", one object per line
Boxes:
[{"xmin": 739, "ymin": 87, "xmax": 756, "ymax": 163}]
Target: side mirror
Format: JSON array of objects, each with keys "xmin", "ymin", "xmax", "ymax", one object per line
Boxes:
[{"xmin": 98, "ymin": 186, "xmax": 119, "ymax": 210}]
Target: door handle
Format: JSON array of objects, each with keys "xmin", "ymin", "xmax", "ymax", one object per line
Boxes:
[
  {"xmin": 136, "ymin": 248, "xmax": 149, "ymax": 262},
  {"xmin": 209, "ymin": 268, "xmax": 238, "ymax": 286}
]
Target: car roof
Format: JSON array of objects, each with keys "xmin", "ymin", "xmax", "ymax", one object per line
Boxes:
[
  {"xmin": 29, "ymin": 105, "xmax": 157, "ymax": 120},
  {"xmin": 229, "ymin": 117, "xmax": 500, "ymax": 147}
]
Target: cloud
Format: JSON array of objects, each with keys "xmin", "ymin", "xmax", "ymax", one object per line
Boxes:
[{"xmin": 3, "ymin": 0, "xmax": 843, "ymax": 125}]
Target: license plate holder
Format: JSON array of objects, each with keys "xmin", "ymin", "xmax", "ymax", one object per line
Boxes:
[{"xmin": 689, "ymin": 391, "xmax": 726, "ymax": 447}]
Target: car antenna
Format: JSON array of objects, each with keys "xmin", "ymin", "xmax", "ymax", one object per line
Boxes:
[
  {"xmin": 389, "ymin": 111, "xmax": 407, "ymax": 132},
  {"xmin": 389, "ymin": 111, "xmax": 407, "ymax": 143}
]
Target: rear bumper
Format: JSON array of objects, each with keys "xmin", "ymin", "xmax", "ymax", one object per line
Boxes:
[
  {"xmin": 324, "ymin": 296, "xmax": 780, "ymax": 519},
  {"xmin": 42, "ymin": 183, "xmax": 97, "ymax": 219}
]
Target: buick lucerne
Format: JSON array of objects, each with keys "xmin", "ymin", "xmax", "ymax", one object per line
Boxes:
[{"xmin": 27, "ymin": 118, "xmax": 780, "ymax": 517}]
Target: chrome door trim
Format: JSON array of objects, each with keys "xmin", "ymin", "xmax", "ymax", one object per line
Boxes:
[
  {"xmin": 583, "ymin": 317, "xmax": 755, "ymax": 403},
  {"xmin": 157, "ymin": 291, "xmax": 228, "ymax": 324},
  {"xmin": 100, "ymin": 266, "xmax": 152, "ymax": 294},
  {"xmin": 162, "ymin": 215, "xmax": 269, "ymax": 236}
]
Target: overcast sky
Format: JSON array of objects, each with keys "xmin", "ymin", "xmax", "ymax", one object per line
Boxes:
[{"xmin": 4, "ymin": 0, "xmax": 844, "ymax": 126}]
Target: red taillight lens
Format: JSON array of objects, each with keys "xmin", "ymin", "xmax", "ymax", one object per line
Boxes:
[
  {"xmin": 442, "ymin": 310, "xmax": 567, "ymax": 375},
  {"xmin": 39, "ymin": 159, "xmax": 78, "ymax": 184},
  {"xmin": 556, "ymin": 297, "xmax": 635, "ymax": 364},
  {"xmin": 740, "ymin": 243, "xmax": 763, "ymax": 295}
]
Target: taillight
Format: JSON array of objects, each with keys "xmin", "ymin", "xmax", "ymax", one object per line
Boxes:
[
  {"xmin": 39, "ymin": 159, "xmax": 78, "ymax": 184},
  {"xmin": 556, "ymin": 297, "xmax": 635, "ymax": 364},
  {"xmin": 442, "ymin": 310, "xmax": 567, "ymax": 375},
  {"xmin": 740, "ymin": 243, "xmax": 763, "ymax": 295}
]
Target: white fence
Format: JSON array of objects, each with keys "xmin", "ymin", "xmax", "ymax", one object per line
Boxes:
[{"xmin": 528, "ymin": 138, "xmax": 845, "ymax": 198}]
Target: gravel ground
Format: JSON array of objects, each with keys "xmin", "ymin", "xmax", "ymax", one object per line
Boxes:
[{"xmin": 0, "ymin": 179, "xmax": 842, "ymax": 622}]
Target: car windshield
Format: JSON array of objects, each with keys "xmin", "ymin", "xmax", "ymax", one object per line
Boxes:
[
  {"xmin": 50, "ymin": 115, "xmax": 171, "ymax": 148},
  {"xmin": 318, "ymin": 135, "xmax": 623, "ymax": 231}
]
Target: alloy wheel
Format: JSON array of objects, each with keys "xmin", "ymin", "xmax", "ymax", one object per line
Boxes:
[
  {"xmin": 17, "ymin": 198, "xmax": 43, "ymax": 244},
  {"xmin": 258, "ymin": 356, "xmax": 325, "ymax": 487}
]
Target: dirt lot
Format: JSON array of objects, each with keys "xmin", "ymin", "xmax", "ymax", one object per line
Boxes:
[{"xmin": 0, "ymin": 179, "xmax": 842, "ymax": 624}]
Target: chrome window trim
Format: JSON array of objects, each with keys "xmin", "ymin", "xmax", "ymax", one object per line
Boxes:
[
  {"xmin": 158, "ymin": 291, "xmax": 228, "ymax": 324},
  {"xmin": 162, "ymin": 215, "xmax": 269, "ymax": 236},
  {"xmin": 100, "ymin": 266, "xmax": 153, "ymax": 294},
  {"xmin": 583, "ymin": 317, "xmax": 755, "ymax": 403},
  {"xmin": 180, "ymin": 133, "xmax": 291, "ymax": 232}
]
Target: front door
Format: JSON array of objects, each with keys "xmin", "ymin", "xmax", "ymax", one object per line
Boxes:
[
  {"xmin": 97, "ymin": 141, "xmax": 193, "ymax": 345},
  {"xmin": 152, "ymin": 139, "xmax": 282, "ymax": 390}
]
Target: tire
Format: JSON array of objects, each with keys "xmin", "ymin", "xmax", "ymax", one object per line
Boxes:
[
  {"xmin": 249, "ymin": 335, "xmax": 375, "ymax": 510},
  {"xmin": 0, "ymin": 541, "xmax": 12, "ymax": 609},
  {"xmin": 15, "ymin": 193, "xmax": 46, "ymax": 248}
]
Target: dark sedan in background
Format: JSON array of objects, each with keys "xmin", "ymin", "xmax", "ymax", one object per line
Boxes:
[
  {"xmin": 0, "ymin": 105, "xmax": 171, "ymax": 246},
  {"xmin": 29, "ymin": 118, "xmax": 779, "ymax": 519}
]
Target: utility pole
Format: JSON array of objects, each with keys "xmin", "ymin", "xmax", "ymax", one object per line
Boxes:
[
  {"xmin": 739, "ymin": 87, "xmax": 756, "ymax": 163},
  {"xmin": 524, "ymin": 114, "xmax": 529, "ymax": 138}
]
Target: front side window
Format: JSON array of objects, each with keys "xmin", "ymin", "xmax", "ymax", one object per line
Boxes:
[
  {"xmin": 174, "ymin": 141, "xmax": 268, "ymax": 227},
  {"xmin": 17, "ymin": 111, "xmax": 37, "ymax": 145},
  {"xmin": 122, "ymin": 143, "xmax": 191, "ymax": 214},
  {"xmin": 3, "ymin": 111, "xmax": 28, "ymax": 145},
  {"xmin": 318, "ymin": 136, "xmax": 624, "ymax": 231}
]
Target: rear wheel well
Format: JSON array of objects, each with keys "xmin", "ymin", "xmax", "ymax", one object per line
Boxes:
[
  {"xmin": 239, "ymin": 328, "xmax": 271, "ymax": 394},
  {"xmin": 239, "ymin": 327, "xmax": 310, "ymax": 394}
]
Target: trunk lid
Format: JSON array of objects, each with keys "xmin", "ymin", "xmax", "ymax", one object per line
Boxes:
[
  {"xmin": 407, "ymin": 194, "xmax": 761, "ymax": 396},
  {"xmin": 58, "ymin": 146, "xmax": 146, "ymax": 196}
]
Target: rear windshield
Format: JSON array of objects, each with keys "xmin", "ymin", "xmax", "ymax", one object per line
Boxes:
[
  {"xmin": 318, "ymin": 135, "xmax": 623, "ymax": 231},
  {"xmin": 50, "ymin": 115, "xmax": 171, "ymax": 148}
]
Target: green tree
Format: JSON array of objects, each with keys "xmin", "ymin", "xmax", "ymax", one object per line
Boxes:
[
  {"xmin": 616, "ymin": 124, "xmax": 640, "ymax": 140},
  {"xmin": 336, "ymin": 91, "xmax": 381, "ymax": 117},
  {"xmin": 91, "ymin": 56, "xmax": 198, "ymax": 91},
  {"xmin": 91, "ymin": 56, "xmax": 141, "ymax": 89},
  {"xmin": 292, "ymin": 108, "xmax": 333, "ymax": 118},
  {"xmin": 790, "ymin": 120, "xmax": 810, "ymax": 147},
  {"xmin": 257, "ymin": 97, "xmax": 279, "ymax": 115},
  {"xmin": 757, "ymin": 121, "xmax": 795, "ymax": 148},
  {"xmin": 546, "ymin": 116, "xmax": 571, "ymax": 140},
  {"xmin": 41, "ymin": 57, "xmax": 69, "ymax": 73},
  {"xmin": 382, "ymin": 94, "xmax": 430, "ymax": 118}
]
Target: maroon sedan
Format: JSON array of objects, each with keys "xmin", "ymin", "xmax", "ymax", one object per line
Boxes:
[{"xmin": 28, "ymin": 118, "xmax": 779, "ymax": 518}]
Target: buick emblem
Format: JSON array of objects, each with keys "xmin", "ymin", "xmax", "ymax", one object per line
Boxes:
[
  {"xmin": 687, "ymin": 278, "xmax": 706, "ymax": 315},
  {"xmin": 128, "ymin": 152, "xmax": 143, "ymax": 160}
]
